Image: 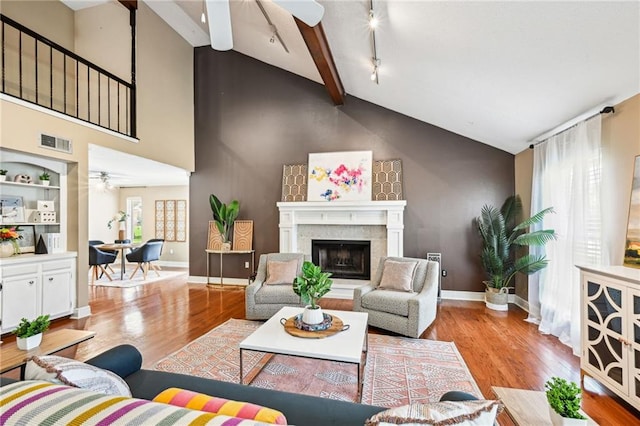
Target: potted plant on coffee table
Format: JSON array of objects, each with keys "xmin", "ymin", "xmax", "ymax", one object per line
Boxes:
[
  {"xmin": 476, "ymin": 194, "xmax": 557, "ymax": 311},
  {"xmin": 293, "ymin": 261, "xmax": 333, "ymax": 325},
  {"xmin": 545, "ymin": 377, "xmax": 587, "ymax": 425},
  {"xmin": 14, "ymin": 314, "xmax": 50, "ymax": 350},
  {"xmin": 209, "ymin": 194, "xmax": 240, "ymax": 251}
]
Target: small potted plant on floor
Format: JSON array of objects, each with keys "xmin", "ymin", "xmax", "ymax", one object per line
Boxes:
[
  {"xmin": 14, "ymin": 314, "xmax": 50, "ymax": 350},
  {"xmin": 0, "ymin": 169, "xmax": 7, "ymax": 182},
  {"xmin": 545, "ymin": 377, "xmax": 587, "ymax": 425},
  {"xmin": 39, "ymin": 171, "xmax": 50, "ymax": 186},
  {"xmin": 293, "ymin": 261, "xmax": 333, "ymax": 325}
]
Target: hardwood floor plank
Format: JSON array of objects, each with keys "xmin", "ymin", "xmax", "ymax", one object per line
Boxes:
[{"xmin": 1, "ymin": 273, "xmax": 637, "ymax": 425}]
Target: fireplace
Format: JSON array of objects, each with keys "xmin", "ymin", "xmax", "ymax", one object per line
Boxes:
[{"xmin": 312, "ymin": 240, "xmax": 371, "ymax": 280}]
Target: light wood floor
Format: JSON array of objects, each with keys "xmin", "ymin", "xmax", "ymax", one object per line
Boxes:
[{"xmin": 2, "ymin": 271, "xmax": 638, "ymax": 425}]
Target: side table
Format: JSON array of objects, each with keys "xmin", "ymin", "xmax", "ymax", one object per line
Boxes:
[
  {"xmin": 1, "ymin": 329, "xmax": 96, "ymax": 378},
  {"xmin": 492, "ymin": 387, "xmax": 598, "ymax": 425},
  {"xmin": 205, "ymin": 249, "xmax": 255, "ymax": 287}
]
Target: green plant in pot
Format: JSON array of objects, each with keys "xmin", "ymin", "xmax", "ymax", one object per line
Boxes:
[
  {"xmin": 0, "ymin": 169, "xmax": 7, "ymax": 182},
  {"xmin": 476, "ymin": 194, "xmax": 557, "ymax": 311},
  {"xmin": 209, "ymin": 194, "xmax": 240, "ymax": 251},
  {"xmin": 39, "ymin": 171, "xmax": 50, "ymax": 186},
  {"xmin": 293, "ymin": 261, "xmax": 333, "ymax": 325},
  {"xmin": 14, "ymin": 314, "xmax": 50, "ymax": 350},
  {"xmin": 545, "ymin": 377, "xmax": 587, "ymax": 425}
]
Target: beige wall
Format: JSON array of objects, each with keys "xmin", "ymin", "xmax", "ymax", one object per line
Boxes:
[
  {"xmin": 514, "ymin": 147, "xmax": 533, "ymax": 300},
  {"xmin": 514, "ymin": 93, "xmax": 640, "ymax": 302},
  {"xmin": 72, "ymin": 1, "xmax": 195, "ymax": 172},
  {"xmin": 1, "ymin": 0, "xmax": 194, "ymax": 311},
  {"xmin": 602, "ymin": 93, "xmax": 640, "ymax": 264},
  {"xmin": 120, "ymin": 186, "xmax": 189, "ymax": 264},
  {"xmin": 0, "ymin": 1, "xmax": 74, "ymax": 50}
]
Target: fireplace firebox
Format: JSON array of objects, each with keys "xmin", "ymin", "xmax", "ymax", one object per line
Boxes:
[{"xmin": 311, "ymin": 240, "xmax": 371, "ymax": 280}]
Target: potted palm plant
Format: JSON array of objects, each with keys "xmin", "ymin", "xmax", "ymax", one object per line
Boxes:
[
  {"xmin": 293, "ymin": 261, "xmax": 333, "ymax": 324},
  {"xmin": 209, "ymin": 194, "xmax": 240, "ymax": 251},
  {"xmin": 476, "ymin": 195, "xmax": 556, "ymax": 311},
  {"xmin": 14, "ymin": 314, "xmax": 50, "ymax": 350},
  {"xmin": 545, "ymin": 377, "xmax": 587, "ymax": 425}
]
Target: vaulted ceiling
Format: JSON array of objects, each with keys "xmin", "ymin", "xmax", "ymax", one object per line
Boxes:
[
  {"xmin": 60, "ymin": 0, "xmax": 639, "ymax": 165},
  {"xmin": 143, "ymin": 0, "xmax": 639, "ymax": 155}
]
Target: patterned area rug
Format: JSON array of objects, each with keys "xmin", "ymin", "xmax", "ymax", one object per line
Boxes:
[{"xmin": 155, "ymin": 319, "xmax": 482, "ymax": 406}]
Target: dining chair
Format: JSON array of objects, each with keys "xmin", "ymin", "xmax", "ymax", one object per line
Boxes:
[
  {"xmin": 126, "ymin": 239, "xmax": 164, "ymax": 280},
  {"xmin": 89, "ymin": 244, "xmax": 118, "ymax": 285}
]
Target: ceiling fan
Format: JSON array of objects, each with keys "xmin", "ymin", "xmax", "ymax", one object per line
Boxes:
[{"xmin": 204, "ymin": 0, "xmax": 325, "ymax": 50}]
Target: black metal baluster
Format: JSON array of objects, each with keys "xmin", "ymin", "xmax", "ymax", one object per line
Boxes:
[
  {"xmin": 18, "ymin": 31, "xmax": 22, "ymax": 98},
  {"xmin": 107, "ymin": 78, "xmax": 111, "ymax": 130},
  {"xmin": 1, "ymin": 22, "xmax": 5, "ymax": 93},
  {"xmin": 75, "ymin": 60, "xmax": 79, "ymax": 118},
  {"xmin": 34, "ymin": 37, "xmax": 38, "ymax": 104},
  {"xmin": 63, "ymin": 54, "xmax": 67, "ymax": 114},
  {"xmin": 49, "ymin": 45, "xmax": 52, "ymax": 108},
  {"xmin": 87, "ymin": 66, "xmax": 90, "ymax": 122}
]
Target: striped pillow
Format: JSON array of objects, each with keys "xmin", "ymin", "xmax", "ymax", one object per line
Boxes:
[{"xmin": 154, "ymin": 388, "xmax": 287, "ymax": 425}]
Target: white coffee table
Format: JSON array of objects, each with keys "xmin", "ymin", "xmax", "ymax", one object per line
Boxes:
[{"xmin": 239, "ymin": 306, "xmax": 369, "ymax": 401}]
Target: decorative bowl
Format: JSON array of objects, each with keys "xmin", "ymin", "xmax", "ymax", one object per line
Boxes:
[{"xmin": 293, "ymin": 313, "xmax": 333, "ymax": 331}]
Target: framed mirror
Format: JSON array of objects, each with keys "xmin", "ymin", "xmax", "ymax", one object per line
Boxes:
[{"xmin": 624, "ymin": 155, "xmax": 640, "ymax": 267}]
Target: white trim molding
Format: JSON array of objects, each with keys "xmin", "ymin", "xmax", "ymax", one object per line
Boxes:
[
  {"xmin": 277, "ymin": 201, "xmax": 407, "ymax": 257},
  {"xmin": 71, "ymin": 305, "xmax": 92, "ymax": 319}
]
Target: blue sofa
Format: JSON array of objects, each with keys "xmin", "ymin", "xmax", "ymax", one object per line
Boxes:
[{"xmin": 1, "ymin": 344, "xmax": 386, "ymax": 425}]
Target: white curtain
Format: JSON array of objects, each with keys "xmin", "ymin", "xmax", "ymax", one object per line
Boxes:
[{"xmin": 531, "ymin": 115, "xmax": 606, "ymax": 356}]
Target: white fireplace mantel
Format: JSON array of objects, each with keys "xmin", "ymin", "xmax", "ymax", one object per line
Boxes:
[{"xmin": 277, "ymin": 200, "xmax": 407, "ymax": 257}]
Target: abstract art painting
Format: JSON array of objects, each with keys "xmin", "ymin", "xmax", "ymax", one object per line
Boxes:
[{"xmin": 307, "ymin": 151, "xmax": 372, "ymax": 202}]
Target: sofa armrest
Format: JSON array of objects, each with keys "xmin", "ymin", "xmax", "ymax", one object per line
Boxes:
[
  {"xmin": 245, "ymin": 278, "xmax": 265, "ymax": 300},
  {"xmin": 84, "ymin": 344, "xmax": 142, "ymax": 379},
  {"xmin": 353, "ymin": 284, "xmax": 376, "ymax": 312}
]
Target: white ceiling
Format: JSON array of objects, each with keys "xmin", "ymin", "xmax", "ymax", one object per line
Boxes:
[
  {"xmin": 79, "ymin": 0, "xmax": 639, "ymax": 185},
  {"xmin": 88, "ymin": 144, "xmax": 190, "ymax": 187},
  {"xmin": 150, "ymin": 0, "xmax": 640, "ymax": 155}
]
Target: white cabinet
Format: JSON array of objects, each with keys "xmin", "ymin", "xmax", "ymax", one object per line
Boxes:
[
  {"xmin": 1, "ymin": 263, "xmax": 39, "ymax": 330},
  {"xmin": 0, "ymin": 254, "xmax": 76, "ymax": 333},
  {"xmin": 42, "ymin": 259, "xmax": 75, "ymax": 318},
  {"xmin": 579, "ymin": 265, "xmax": 640, "ymax": 410}
]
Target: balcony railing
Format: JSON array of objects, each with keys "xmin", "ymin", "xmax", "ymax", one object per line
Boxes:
[{"xmin": 0, "ymin": 14, "xmax": 136, "ymax": 138}]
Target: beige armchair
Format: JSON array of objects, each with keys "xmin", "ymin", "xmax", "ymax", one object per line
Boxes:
[
  {"xmin": 245, "ymin": 253, "xmax": 305, "ymax": 320},
  {"xmin": 353, "ymin": 256, "xmax": 439, "ymax": 338}
]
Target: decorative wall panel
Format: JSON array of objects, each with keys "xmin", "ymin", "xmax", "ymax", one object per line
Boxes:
[
  {"xmin": 373, "ymin": 160, "xmax": 403, "ymax": 200},
  {"xmin": 281, "ymin": 164, "xmax": 307, "ymax": 202},
  {"xmin": 232, "ymin": 220, "xmax": 253, "ymax": 251},
  {"xmin": 155, "ymin": 199, "xmax": 187, "ymax": 242}
]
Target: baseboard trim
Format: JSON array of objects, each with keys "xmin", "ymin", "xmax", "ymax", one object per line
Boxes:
[
  {"xmin": 514, "ymin": 295, "xmax": 530, "ymax": 313},
  {"xmin": 188, "ymin": 276, "xmax": 248, "ymax": 286},
  {"xmin": 441, "ymin": 290, "xmax": 485, "ymax": 301},
  {"xmin": 157, "ymin": 260, "xmax": 189, "ymax": 268},
  {"xmin": 71, "ymin": 305, "xmax": 92, "ymax": 319}
]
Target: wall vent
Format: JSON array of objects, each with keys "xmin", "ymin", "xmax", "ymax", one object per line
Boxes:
[{"xmin": 39, "ymin": 133, "xmax": 72, "ymax": 154}]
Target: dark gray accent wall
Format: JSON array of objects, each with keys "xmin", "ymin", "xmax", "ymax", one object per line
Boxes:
[{"xmin": 190, "ymin": 48, "xmax": 514, "ymax": 292}]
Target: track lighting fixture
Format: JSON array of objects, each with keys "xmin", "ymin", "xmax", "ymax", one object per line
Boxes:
[
  {"xmin": 368, "ymin": 9, "xmax": 378, "ymax": 29},
  {"xmin": 371, "ymin": 58, "xmax": 380, "ymax": 83},
  {"xmin": 369, "ymin": 1, "xmax": 380, "ymax": 84}
]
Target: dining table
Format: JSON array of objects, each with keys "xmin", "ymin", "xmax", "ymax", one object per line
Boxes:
[{"xmin": 96, "ymin": 242, "xmax": 138, "ymax": 280}]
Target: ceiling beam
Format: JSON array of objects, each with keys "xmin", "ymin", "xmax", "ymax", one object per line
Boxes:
[
  {"xmin": 295, "ymin": 19, "xmax": 344, "ymax": 106},
  {"xmin": 118, "ymin": 0, "xmax": 137, "ymax": 10}
]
